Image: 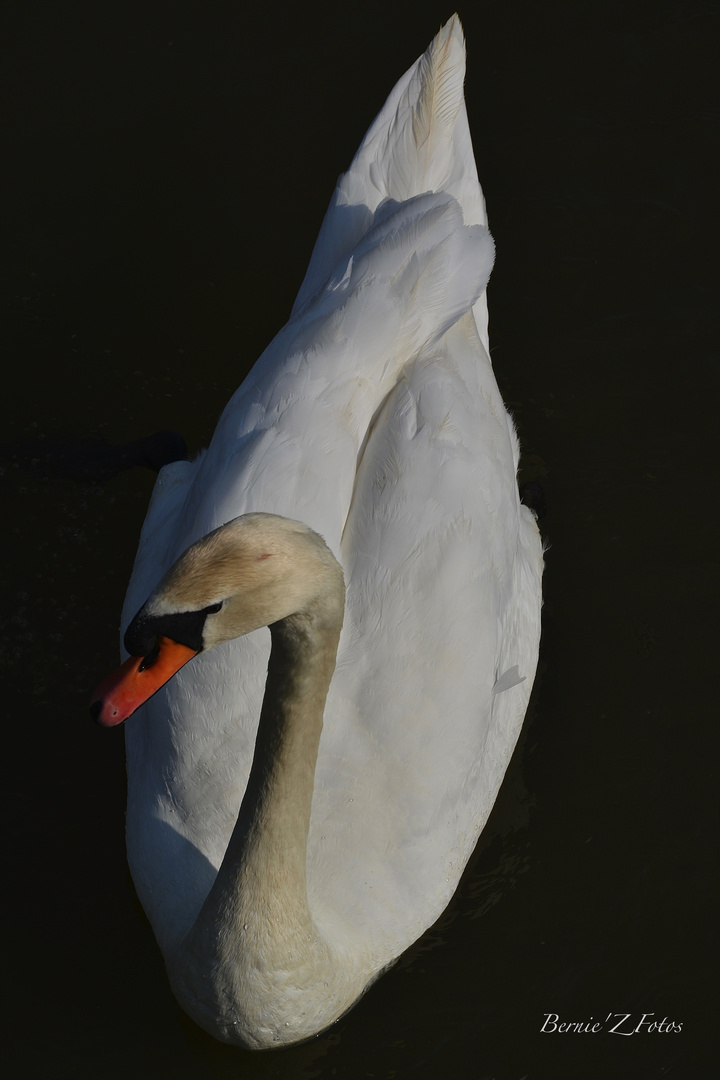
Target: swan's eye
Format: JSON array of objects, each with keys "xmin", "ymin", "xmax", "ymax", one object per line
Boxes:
[
  {"xmin": 204, "ymin": 601, "xmax": 223, "ymax": 615},
  {"xmin": 139, "ymin": 640, "xmax": 161, "ymax": 672}
]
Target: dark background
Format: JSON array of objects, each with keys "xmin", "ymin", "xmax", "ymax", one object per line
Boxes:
[{"xmin": 2, "ymin": 1, "xmax": 718, "ymax": 1077}]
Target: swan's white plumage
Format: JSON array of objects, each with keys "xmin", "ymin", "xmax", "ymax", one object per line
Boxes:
[{"xmin": 118, "ymin": 14, "xmax": 542, "ymax": 1041}]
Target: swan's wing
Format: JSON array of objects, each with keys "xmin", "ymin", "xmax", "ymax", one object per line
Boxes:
[
  {"xmin": 121, "ymin": 19, "xmax": 485, "ymax": 613},
  {"xmin": 122, "ymin": 207, "xmax": 492, "ymax": 621},
  {"xmin": 291, "ymin": 14, "xmax": 491, "ymax": 351},
  {"xmin": 306, "ymin": 314, "xmax": 543, "ymax": 959},
  {"xmin": 125, "ymin": 16, "xmax": 491, "ymax": 596},
  {"xmin": 170, "ymin": 191, "xmax": 493, "ymax": 559}
]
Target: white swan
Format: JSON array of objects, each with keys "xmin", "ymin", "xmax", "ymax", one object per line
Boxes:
[{"xmin": 92, "ymin": 16, "xmax": 543, "ymax": 1050}]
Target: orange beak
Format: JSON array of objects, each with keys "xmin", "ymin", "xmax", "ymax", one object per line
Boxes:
[{"xmin": 90, "ymin": 636, "xmax": 198, "ymax": 727}]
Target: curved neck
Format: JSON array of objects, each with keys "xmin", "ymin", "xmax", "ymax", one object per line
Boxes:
[
  {"xmin": 170, "ymin": 598, "xmax": 358, "ymax": 1047},
  {"xmin": 225, "ymin": 611, "xmax": 340, "ymax": 917}
]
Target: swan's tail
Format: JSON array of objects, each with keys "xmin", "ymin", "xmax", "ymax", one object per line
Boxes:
[{"xmin": 291, "ymin": 14, "xmax": 490, "ymax": 346}]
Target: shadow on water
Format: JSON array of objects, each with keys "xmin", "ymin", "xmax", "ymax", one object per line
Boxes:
[{"xmin": 3, "ymin": 0, "xmax": 718, "ymax": 1077}]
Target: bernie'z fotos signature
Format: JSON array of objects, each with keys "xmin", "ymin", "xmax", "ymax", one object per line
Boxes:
[{"xmin": 541, "ymin": 1013, "xmax": 683, "ymax": 1036}]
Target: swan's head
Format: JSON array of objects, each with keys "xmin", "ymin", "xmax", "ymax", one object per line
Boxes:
[{"xmin": 90, "ymin": 513, "xmax": 344, "ymax": 728}]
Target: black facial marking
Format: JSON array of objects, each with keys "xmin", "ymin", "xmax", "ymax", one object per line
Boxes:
[
  {"xmin": 124, "ymin": 600, "xmax": 223, "ymax": 657},
  {"xmin": 138, "ymin": 640, "xmax": 161, "ymax": 672}
]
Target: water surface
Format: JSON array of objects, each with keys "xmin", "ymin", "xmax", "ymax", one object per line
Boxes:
[{"xmin": 3, "ymin": 1, "xmax": 717, "ymax": 1076}]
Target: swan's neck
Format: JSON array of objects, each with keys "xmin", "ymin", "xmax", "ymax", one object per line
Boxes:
[
  {"xmin": 228, "ymin": 612, "xmax": 339, "ymax": 927},
  {"xmin": 169, "ymin": 597, "xmax": 363, "ymax": 1048}
]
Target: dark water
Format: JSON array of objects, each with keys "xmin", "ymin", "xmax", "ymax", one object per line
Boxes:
[{"xmin": 3, "ymin": 1, "xmax": 717, "ymax": 1076}]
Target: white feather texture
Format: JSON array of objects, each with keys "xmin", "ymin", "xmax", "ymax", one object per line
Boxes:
[{"xmin": 117, "ymin": 14, "xmax": 543, "ymax": 1047}]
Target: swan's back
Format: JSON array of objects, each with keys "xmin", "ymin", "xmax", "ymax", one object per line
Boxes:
[{"xmin": 121, "ymin": 15, "xmax": 543, "ymax": 964}]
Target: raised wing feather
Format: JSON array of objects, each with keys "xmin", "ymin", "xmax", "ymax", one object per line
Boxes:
[{"xmin": 291, "ymin": 14, "xmax": 491, "ymax": 351}]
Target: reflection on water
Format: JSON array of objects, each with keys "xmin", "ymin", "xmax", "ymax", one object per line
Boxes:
[{"xmin": 4, "ymin": 0, "xmax": 716, "ymax": 1077}]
